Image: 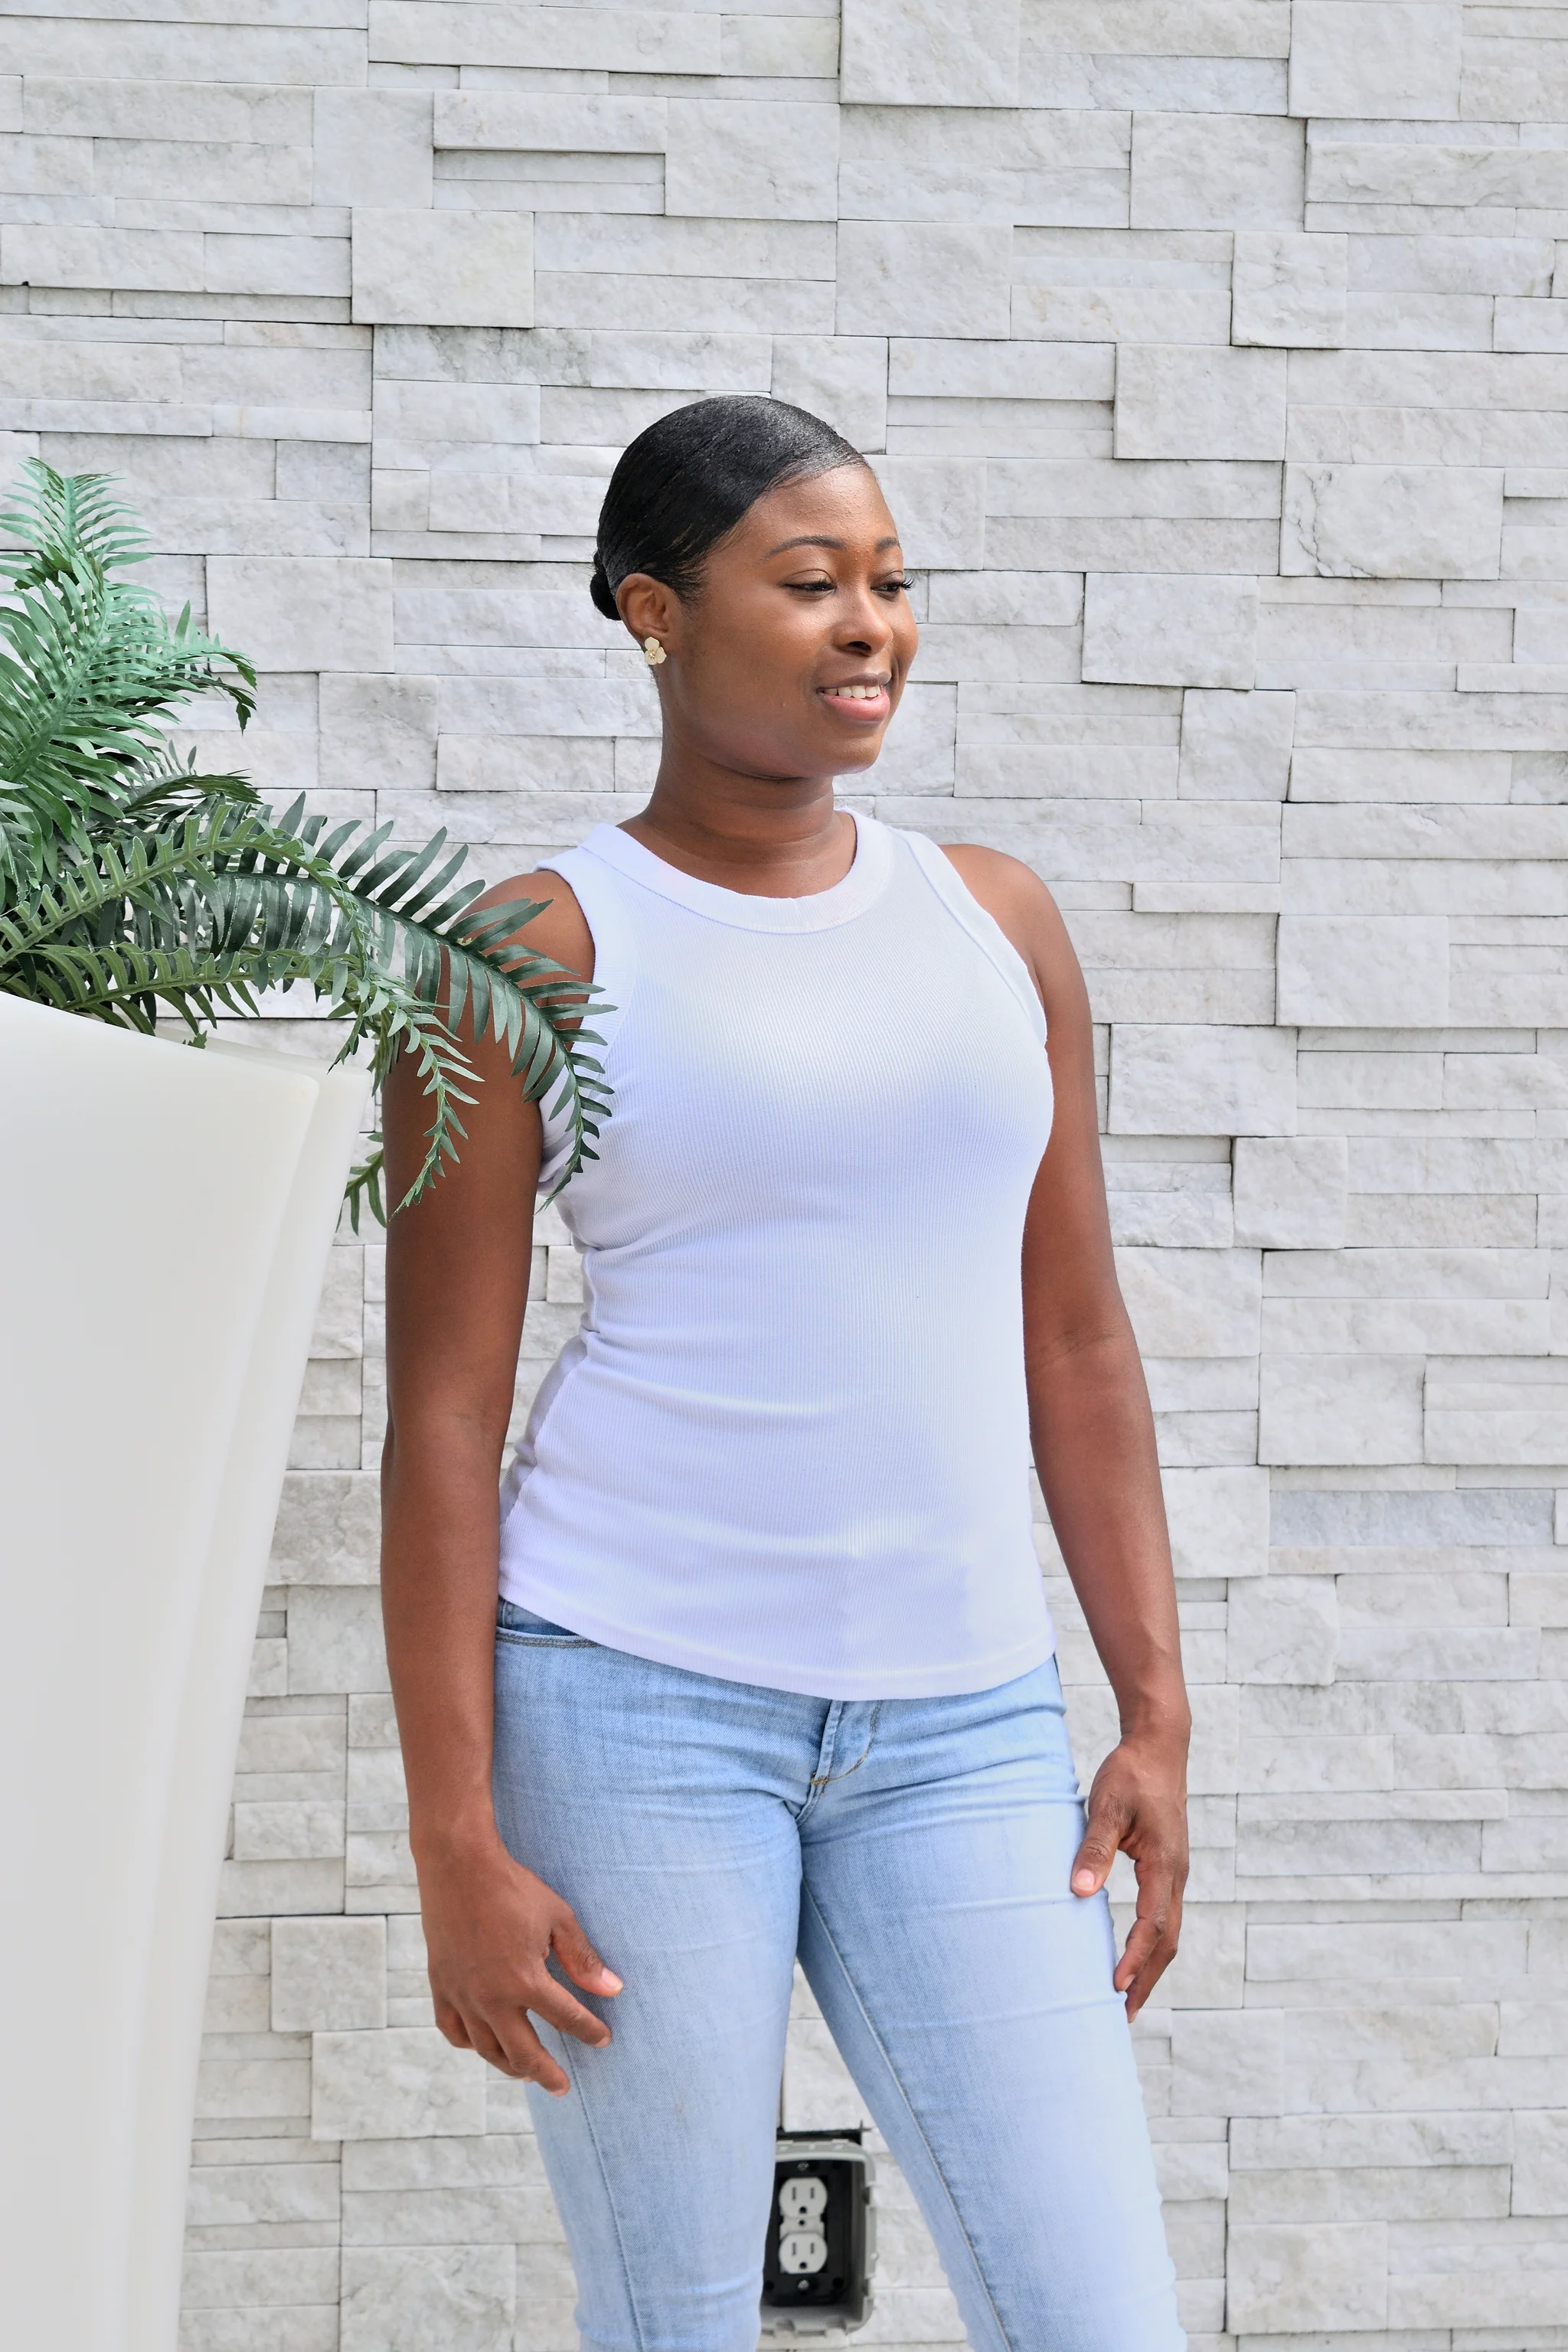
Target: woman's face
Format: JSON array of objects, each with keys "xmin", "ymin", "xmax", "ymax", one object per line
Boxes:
[{"xmin": 617, "ymin": 463, "xmax": 919, "ymax": 786}]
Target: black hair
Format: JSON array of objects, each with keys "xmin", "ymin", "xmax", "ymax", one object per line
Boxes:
[{"xmin": 589, "ymin": 394, "xmax": 866, "ymax": 621}]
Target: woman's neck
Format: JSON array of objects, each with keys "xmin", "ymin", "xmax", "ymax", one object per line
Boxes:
[{"xmin": 621, "ymin": 770, "xmax": 856, "ymax": 898}]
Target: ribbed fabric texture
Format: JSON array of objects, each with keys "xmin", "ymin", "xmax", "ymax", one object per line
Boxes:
[{"xmin": 498, "ymin": 812, "xmax": 1057, "ymax": 1700}]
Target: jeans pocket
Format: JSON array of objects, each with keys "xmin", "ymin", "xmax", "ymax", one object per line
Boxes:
[{"xmin": 496, "ymin": 1597, "xmax": 595, "ymax": 1646}]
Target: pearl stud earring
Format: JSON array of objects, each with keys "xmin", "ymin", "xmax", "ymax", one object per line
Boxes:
[{"xmin": 642, "ymin": 635, "xmax": 666, "ymax": 668}]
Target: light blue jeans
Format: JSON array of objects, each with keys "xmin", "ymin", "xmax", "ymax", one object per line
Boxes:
[{"xmin": 493, "ymin": 1600, "xmax": 1184, "ymax": 2352}]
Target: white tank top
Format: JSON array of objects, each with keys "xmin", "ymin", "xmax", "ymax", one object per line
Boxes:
[{"xmin": 497, "ymin": 811, "xmax": 1057, "ymax": 1700}]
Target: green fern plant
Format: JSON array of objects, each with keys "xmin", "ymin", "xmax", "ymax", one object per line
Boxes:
[{"xmin": 0, "ymin": 462, "xmax": 609, "ymax": 1223}]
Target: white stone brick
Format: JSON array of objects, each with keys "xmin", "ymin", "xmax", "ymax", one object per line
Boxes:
[
  {"xmin": 21, "ymin": 77, "xmax": 312, "ymax": 144},
  {"xmin": 666, "ymin": 102, "xmax": 838, "ymax": 224},
  {"xmin": 1514, "ymin": 2109, "xmax": 1568, "ymax": 2214},
  {"xmin": 314, "ymin": 92, "xmax": 432, "ymax": 210},
  {"xmin": 1233, "ymin": 230, "xmax": 1348, "ymax": 348},
  {"xmin": 1425, "ymin": 1357, "xmax": 1568, "ymax": 1466},
  {"xmin": 1, "ymin": 223, "xmax": 204, "ymax": 293},
  {"xmin": 1163, "ymin": 1465, "xmax": 1271, "ymax": 1578},
  {"xmin": 312, "ymin": 2028, "xmax": 485, "ymax": 2141},
  {"xmin": 1171, "ymin": 2007, "xmax": 1285, "ymax": 2114},
  {"xmin": 351, "ymin": 211, "xmax": 533, "ymax": 331},
  {"xmin": 1083, "ymin": 573, "xmax": 1258, "ymax": 690},
  {"xmin": 1131, "ymin": 112, "xmax": 1304, "ymax": 230},
  {"xmin": 1117, "ymin": 1246, "xmax": 1263, "ymax": 1357},
  {"xmin": 1289, "ymin": 2, "xmax": 1462, "ymax": 119},
  {"xmin": 273, "ymin": 1917, "xmax": 387, "ymax": 2034},
  {"xmin": 341, "ymin": 2246, "xmax": 513, "ymax": 2351},
  {"xmin": 1259, "ymin": 1354, "xmax": 1426, "ymax": 1465},
  {"xmin": 288, "ymin": 1587, "xmax": 390, "ymax": 1697},
  {"xmin": 373, "ymin": 3, "xmax": 717, "ymax": 74},
  {"xmin": 1276, "ymin": 916, "xmax": 1450, "ymax": 1029},
  {"xmin": 319, "ymin": 673, "xmax": 437, "ymax": 796},
  {"xmin": 1227, "ymin": 1576, "xmax": 1340, "ymax": 1684},
  {"xmin": 433, "ymin": 93, "xmax": 666, "ymax": 155},
  {"xmin": 840, "ymin": 0, "xmax": 1021, "ymax": 106},
  {"xmin": 1233, "ymin": 1136, "xmax": 1348, "ymax": 1249},
  {"xmin": 1281, "ymin": 464, "xmax": 1504, "ymax": 582},
  {"xmin": 207, "ymin": 557, "xmax": 394, "ymax": 675},
  {"xmin": 835, "ymin": 221, "xmax": 1011, "ymax": 341},
  {"xmin": 1227, "ymin": 2220, "xmax": 1388, "ymax": 2332},
  {"xmin": 1109, "ymin": 1024, "xmax": 1297, "ymax": 1138},
  {"xmin": 1114, "ymin": 346, "xmax": 1285, "ymax": 462},
  {"xmin": 270, "ymin": 1472, "xmax": 380, "ymax": 1586},
  {"xmin": 1178, "ymin": 688, "xmax": 1295, "ymax": 802},
  {"xmin": 867, "ymin": 456, "xmax": 985, "ymax": 569},
  {"xmin": 770, "ymin": 335, "xmax": 887, "ymax": 453}
]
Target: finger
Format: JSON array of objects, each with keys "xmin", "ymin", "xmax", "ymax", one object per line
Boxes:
[
  {"xmin": 528, "ymin": 1974, "xmax": 614, "ymax": 2050},
  {"xmin": 433, "ymin": 1997, "xmax": 474, "ymax": 2050},
  {"xmin": 1071, "ymin": 1795, "xmax": 1131, "ymax": 1896},
  {"xmin": 1115, "ymin": 1870, "xmax": 1183, "ymax": 2012},
  {"xmin": 1112, "ymin": 1914, "xmax": 1165, "ymax": 1995},
  {"xmin": 553, "ymin": 1913, "xmax": 623, "ymax": 1997},
  {"xmin": 482, "ymin": 2012, "xmax": 573, "ymax": 2099},
  {"xmin": 1120, "ymin": 1929, "xmax": 1180, "ymax": 2020}
]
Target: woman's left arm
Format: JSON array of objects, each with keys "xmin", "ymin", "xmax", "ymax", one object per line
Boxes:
[{"xmin": 946, "ymin": 844, "xmax": 1191, "ymax": 2018}]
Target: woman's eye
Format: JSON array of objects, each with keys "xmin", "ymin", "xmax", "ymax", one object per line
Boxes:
[
  {"xmin": 878, "ymin": 577, "xmax": 913, "ymax": 595},
  {"xmin": 786, "ymin": 579, "xmax": 836, "ymax": 593}
]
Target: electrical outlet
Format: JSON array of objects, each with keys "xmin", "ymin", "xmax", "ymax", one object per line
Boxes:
[{"xmin": 760, "ymin": 2133, "xmax": 876, "ymax": 2338}]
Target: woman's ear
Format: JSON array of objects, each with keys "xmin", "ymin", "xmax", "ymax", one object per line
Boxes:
[{"xmin": 616, "ymin": 573, "xmax": 680, "ymax": 651}]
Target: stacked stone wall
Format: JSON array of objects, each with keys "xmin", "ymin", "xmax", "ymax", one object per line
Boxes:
[{"xmin": 3, "ymin": 2, "xmax": 1566, "ymax": 2343}]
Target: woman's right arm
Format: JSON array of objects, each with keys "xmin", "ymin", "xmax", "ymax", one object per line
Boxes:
[{"xmin": 381, "ymin": 879, "xmax": 621, "ymax": 2096}]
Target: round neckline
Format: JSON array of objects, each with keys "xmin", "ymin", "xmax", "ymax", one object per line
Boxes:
[{"xmin": 580, "ymin": 809, "xmax": 893, "ymax": 933}]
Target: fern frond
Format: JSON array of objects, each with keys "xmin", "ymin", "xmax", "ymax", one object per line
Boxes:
[{"xmin": 0, "ymin": 463, "xmax": 613, "ymax": 1215}]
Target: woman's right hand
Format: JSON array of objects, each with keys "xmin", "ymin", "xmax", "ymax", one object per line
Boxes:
[{"xmin": 417, "ymin": 1835, "xmax": 623, "ymax": 2097}]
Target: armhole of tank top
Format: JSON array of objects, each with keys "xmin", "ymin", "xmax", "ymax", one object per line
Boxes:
[
  {"xmin": 532, "ymin": 846, "xmax": 639, "ymax": 1201},
  {"xmin": 897, "ymin": 828, "xmax": 1048, "ymax": 1046}
]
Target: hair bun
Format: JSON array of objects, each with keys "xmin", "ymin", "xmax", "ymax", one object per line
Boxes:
[{"xmin": 589, "ymin": 559, "xmax": 619, "ymax": 620}]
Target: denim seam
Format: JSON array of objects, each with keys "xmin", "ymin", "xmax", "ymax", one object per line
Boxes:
[
  {"xmin": 558, "ymin": 2040, "xmax": 652, "ymax": 2352},
  {"xmin": 799, "ymin": 1879, "xmax": 1016, "ymax": 2352},
  {"xmin": 495, "ymin": 1632, "xmax": 595, "ymax": 1649},
  {"xmin": 799, "ymin": 1701, "xmax": 842, "ymax": 1817},
  {"xmin": 809, "ymin": 1702, "xmax": 880, "ymax": 1787}
]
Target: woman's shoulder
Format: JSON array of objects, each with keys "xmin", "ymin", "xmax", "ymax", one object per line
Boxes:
[
  {"xmin": 469, "ymin": 865, "xmax": 595, "ymax": 986},
  {"xmin": 926, "ymin": 841, "xmax": 1080, "ymax": 1022}
]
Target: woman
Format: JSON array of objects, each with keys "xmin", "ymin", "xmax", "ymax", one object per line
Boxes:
[{"xmin": 381, "ymin": 396, "xmax": 1191, "ymax": 2351}]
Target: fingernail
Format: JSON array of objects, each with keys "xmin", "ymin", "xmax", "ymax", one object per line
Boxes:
[
  {"xmin": 602, "ymin": 1971, "xmax": 622, "ymax": 1992},
  {"xmin": 1072, "ymin": 1870, "xmax": 1096, "ymax": 1893}
]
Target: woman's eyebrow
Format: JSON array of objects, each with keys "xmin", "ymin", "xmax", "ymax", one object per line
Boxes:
[{"xmin": 765, "ymin": 534, "xmax": 903, "ymax": 556}]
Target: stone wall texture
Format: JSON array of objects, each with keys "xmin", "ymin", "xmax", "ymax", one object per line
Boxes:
[{"xmin": 3, "ymin": 1, "xmax": 1566, "ymax": 2345}]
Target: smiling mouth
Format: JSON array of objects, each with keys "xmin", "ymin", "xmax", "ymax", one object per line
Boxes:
[{"xmin": 819, "ymin": 682, "xmax": 890, "ymax": 715}]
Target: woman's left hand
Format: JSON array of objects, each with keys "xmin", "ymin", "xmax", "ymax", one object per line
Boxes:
[{"xmin": 1069, "ymin": 1730, "xmax": 1189, "ymax": 2018}]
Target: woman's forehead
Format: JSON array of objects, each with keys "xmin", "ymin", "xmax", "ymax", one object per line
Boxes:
[{"xmin": 730, "ymin": 465, "xmax": 899, "ymax": 556}]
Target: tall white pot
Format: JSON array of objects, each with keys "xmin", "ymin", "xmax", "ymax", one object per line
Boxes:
[{"xmin": 0, "ymin": 1000, "xmax": 371, "ymax": 2352}]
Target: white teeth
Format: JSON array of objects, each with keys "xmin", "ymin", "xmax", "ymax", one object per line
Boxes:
[{"xmin": 826, "ymin": 684, "xmax": 883, "ymax": 700}]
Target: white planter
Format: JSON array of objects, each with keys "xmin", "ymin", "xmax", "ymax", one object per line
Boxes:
[{"xmin": 0, "ymin": 999, "xmax": 371, "ymax": 2352}]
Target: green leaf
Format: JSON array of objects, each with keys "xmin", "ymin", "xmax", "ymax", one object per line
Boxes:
[{"xmin": 0, "ymin": 464, "xmax": 614, "ymax": 1217}]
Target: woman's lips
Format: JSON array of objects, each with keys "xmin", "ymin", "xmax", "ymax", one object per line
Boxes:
[{"xmin": 818, "ymin": 683, "xmax": 890, "ymax": 721}]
